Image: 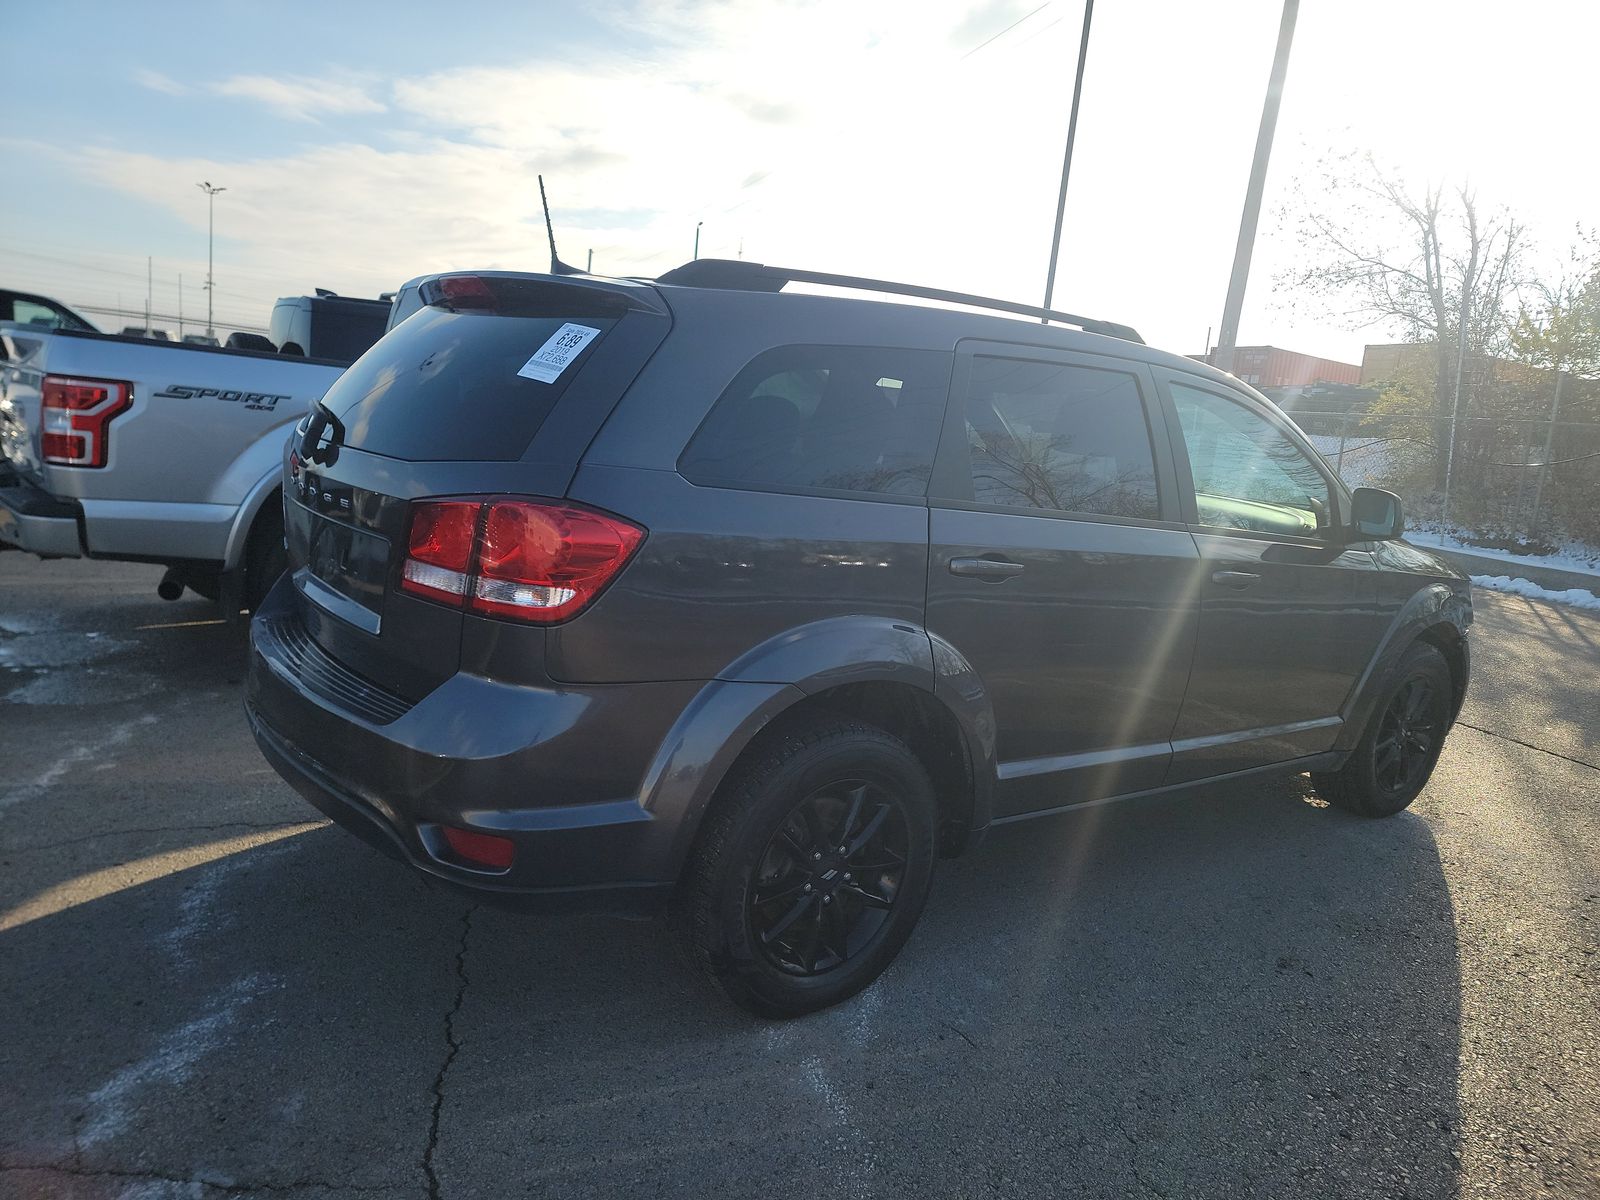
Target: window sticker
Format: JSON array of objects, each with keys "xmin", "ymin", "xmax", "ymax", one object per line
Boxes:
[{"xmin": 517, "ymin": 323, "xmax": 602, "ymax": 383}]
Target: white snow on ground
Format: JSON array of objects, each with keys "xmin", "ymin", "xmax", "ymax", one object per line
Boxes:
[
  {"xmin": 1470, "ymin": 575, "xmax": 1600, "ymax": 610},
  {"xmin": 1407, "ymin": 529, "xmax": 1600, "ymax": 575},
  {"xmin": 80, "ymin": 973, "xmax": 279, "ymax": 1149}
]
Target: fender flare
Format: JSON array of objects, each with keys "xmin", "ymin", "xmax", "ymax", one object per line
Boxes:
[
  {"xmin": 220, "ymin": 467, "xmax": 284, "ymax": 571},
  {"xmin": 638, "ymin": 616, "xmax": 1000, "ymax": 878},
  {"xmin": 1334, "ymin": 582, "xmax": 1471, "ymax": 754}
]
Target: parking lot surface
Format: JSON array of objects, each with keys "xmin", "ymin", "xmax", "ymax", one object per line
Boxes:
[{"xmin": 2, "ymin": 555, "xmax": 1596, "ymax": 1199}]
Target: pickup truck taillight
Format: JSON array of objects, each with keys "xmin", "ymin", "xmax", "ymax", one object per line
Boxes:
[
  {"xmin": 400, "ymin": 498, "xmax": 644, "ymax": 624},
  {"xmin": 41, "ymin": 376, "xmax": 133, "ymax": 468}
]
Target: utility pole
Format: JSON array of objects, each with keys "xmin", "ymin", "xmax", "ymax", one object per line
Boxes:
[
  {"xmin": 1214, "ymin": 0, "xmax": 1298, "ymax": 366},
  {"xmin": 197, "ymin": 180, "xmax": 226, "ymax": 338},
  {"xmin": 1042, "ymin": 0, "xmax": 1095, "ymax": 318},
  {"xmin": 145, "ymin": 256, "xmax": 152, "ymax": 337},
  {"xmin": 694, "ymin": 221, "xmax": 703, "ymax": 261},
  {"xmin": 587, "ymin": 248, "xmax": 593, "ymax": 273},
  {"xmin": 178, "ymin": 274, "xmax": 185, "ymax": 339}
]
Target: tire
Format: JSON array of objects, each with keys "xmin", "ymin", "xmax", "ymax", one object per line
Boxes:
[
  {"xmin": 682, "ymin": 716, "xmax": 938, "ymax": 1018},
  {"xmin": 243, "ymin": 499, "xmax": 286, "ymax": 613},
  {"xmin": 1312, "ymin": 641, "xmax": 1453, "ymax": 817}
]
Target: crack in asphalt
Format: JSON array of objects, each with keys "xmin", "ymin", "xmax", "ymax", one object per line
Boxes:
[
  {"xmin": 941, "ymin": 1020, "xmax": 981, "ymax": 1050},
  {"xmin": 1, "ymin": 819, "xmax": 318, "ymax": 854},
  {"xmin": 1457, "ymin": 721, "xmax": 1600, "ymax": 773},
  {"xmin": 0, "ymin": 1157, "xmax": 396, "ymax": 1195},
  {"xmin": 423, "ymin": 904, "xmax": 475, "ymax": 1200}
]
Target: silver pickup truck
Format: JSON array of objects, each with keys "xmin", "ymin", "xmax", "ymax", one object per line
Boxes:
[{"xmin": 0, "ymin": 326, "xmax": 355, "ymax": 609}]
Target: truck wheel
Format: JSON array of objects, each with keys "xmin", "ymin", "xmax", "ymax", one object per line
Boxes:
[
  {"xmin": 243, "ymin": 498, "xmax": 286, "ymax": 612},
  {"xmin": 1312, "ymin": 641, "xmax": 1453, "ymax": 817},
  {"xmin": 682, "ymin": 716, "xmax": 937, "ymax": 1017}
]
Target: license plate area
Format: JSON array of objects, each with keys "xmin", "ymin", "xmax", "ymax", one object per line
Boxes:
[{"xmin": 287, "ymin": 499, "xmax": 390, "ymax": 633}]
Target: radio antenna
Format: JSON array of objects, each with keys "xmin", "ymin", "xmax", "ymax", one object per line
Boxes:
[{"xmin": 538, "ymin": 175, "xmax": 583, "ymax": 275}]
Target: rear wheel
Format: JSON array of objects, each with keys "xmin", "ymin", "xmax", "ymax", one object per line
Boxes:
[
  {"xmin": 1312, "ymin": 641, "xmax": 1453, "ymax": 817},
  {"xmin": 243, "ymin": 498, "xmax": 286, "ymax": 613},
  {"xmin": 683, "ymin": 717, "xmax": 937, "ymax": 1017}
]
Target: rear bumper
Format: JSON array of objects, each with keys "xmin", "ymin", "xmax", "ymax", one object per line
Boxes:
[
  {"xmin": 245, "ymin": 576, "xmax": 700, "ymax": 913},
  {"xmin": 0, "ymin": 473, "xmax": 83, "ymax": 557}
]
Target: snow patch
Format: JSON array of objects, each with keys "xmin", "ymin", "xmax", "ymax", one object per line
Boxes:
[
  {"xmin": 0, "ymin": 714, "xmax": 157, "ymax": 814},
  {"xmin": 1408, "ymin": 529, "xmax": 1600, "ymax": 576},
  {"xmin": 159, "ymin": 841, "xmax": 291, "ymax": 971},
  {"xmin": 802, "ymin": 1055, "xmax": 876, "ymax": 1191},
  {"xmin": 1471, "ymin": 575, "xmax": 1600, "ymax": 610},
  {"xmin": 115, "ymin": 1181, "xmax": 205, "ymax": 1200},
  {"xmin": 81, "ymin": 973, "xmax": 278, "ymax": 1149}
]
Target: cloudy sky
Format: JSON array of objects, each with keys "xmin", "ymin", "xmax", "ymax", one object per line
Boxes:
[{"xmin": 3, "ymin": 0, "xmax": 1594, "ymax": 360}]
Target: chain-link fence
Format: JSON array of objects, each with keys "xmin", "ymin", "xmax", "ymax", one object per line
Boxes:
[{"xmin": 1286, "ymin": 409, "xmax": 1600, "ymax": 554}]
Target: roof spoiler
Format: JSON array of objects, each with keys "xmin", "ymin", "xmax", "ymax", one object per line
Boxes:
[{"xmin": 654, "ymin": 259, "xmax": 1143, "ymax": 344}]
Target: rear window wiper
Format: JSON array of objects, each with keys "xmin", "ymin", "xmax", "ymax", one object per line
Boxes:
[{"xmin": 300, "ymin": 400, "xmax": 346, "ymax": 467}]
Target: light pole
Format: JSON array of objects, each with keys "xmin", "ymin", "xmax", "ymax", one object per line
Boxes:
[
  {"xmin": 693, "ymin": 221, "xmax": 703, "ymax": 261},
  {"xmin": 1042, "ymin": 0, "xmax": 1095, "ymax": 318},
  {"xmin": 1214, "ymin": 0, "xmax": 1298, "ymax": 363},
  {"xmin": 197, "ymin": 181, "xmax": 226, "ymax": 337}
]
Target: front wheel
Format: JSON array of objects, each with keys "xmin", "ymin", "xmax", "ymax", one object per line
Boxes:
[
  {"xmin": 1312, "ymin": 641, "xmax": 1453, "ymax": 817},
  {"xmin": 682, "ymin": 717, "xmax": 937, "ymax": 1017}
]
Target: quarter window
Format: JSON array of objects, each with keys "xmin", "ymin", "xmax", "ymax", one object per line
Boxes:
[
  {"xmin": 958, "ymin": 356, "xmax": 1159, "ymax": 519},
  {"xmin": 1170, "ymin": 381, "xmax": 1332, "ymax": 536},
  {"xmin": 679, "ymin": 345, "xmax": 950, "ymax": 497}
]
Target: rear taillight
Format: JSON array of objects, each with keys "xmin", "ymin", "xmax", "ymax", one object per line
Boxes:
[
  {"xmin": 400, "ymin": 498, "xmax": 643, "ymax": 624},
  {"xmin": 41, "ymin": 376, "xmax": 132, "ymax": 468},
  {"xmin": 400, "ymin": 501, "xmax": 480, "ymax": 605}
]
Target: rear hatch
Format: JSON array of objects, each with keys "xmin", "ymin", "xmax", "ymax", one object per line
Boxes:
[{"xmin": 279, "ymin": 273, "xmax": 671, "ymax": 702}]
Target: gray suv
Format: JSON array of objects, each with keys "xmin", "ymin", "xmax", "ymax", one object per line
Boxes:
[{"xmin": 247, "ymin": 262, "xmax": 1471, "ymax": 1016}]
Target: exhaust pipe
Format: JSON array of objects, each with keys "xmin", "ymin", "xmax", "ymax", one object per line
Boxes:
[{"xmin": 157, "ymin": 568, "xmax": 186, "ymax": 601}]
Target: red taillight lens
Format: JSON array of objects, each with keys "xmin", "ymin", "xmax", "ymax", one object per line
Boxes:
[
  {"xmin": 439, "ymin": 825, "xmax": 515, "ymax": 870},
  {"xmin": 399, "ymin": 497, "xmax": 643, "ymax": 624},
  {"xmin": 400, "ymin": 501, "xmax": 480, "ymax": 604},
  {"xmin": 41, "ymin": 376, "xmax": 132, "ymax": 468},
  {"xmin": 473, "ymin": 500, "xmax": 643, "ymax": 622}
]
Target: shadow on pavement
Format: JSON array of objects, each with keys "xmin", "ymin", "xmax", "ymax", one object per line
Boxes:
[{"xmin": 1, "ymin": 769, "xmax": 1463, "ymax": 1198}]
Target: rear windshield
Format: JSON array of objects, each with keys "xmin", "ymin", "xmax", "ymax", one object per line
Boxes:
[{"xmin": 320, "ymin": 306, "xmax": 619, "ymax": 461}]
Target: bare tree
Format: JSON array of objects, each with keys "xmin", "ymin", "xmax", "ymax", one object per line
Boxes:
[{"xmin": 1282, "ymin": 155, "xmax": 1525, "ymax": 489}]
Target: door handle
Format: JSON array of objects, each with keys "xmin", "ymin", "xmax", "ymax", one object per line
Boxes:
[
  {"xmin": 950, "ymin": 556, "xmax": 1026, "ymax": 579},
  {"xmin": 1211, "ymin": 570, "xmax": 1262, "ymax": 589}
]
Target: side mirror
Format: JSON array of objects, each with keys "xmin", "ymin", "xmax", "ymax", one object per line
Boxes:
[{"xmin": 1349, "ymin": 487, "xmax": 1403, "ymax": 541}]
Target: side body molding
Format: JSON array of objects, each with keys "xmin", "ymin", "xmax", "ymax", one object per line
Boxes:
[{"xmin": 638, "ymin": 616, "xmax": 1001, "ymax": 876}]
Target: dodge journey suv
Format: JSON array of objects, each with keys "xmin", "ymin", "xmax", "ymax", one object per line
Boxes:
[{"xmin": 247, "ymin": 261, "xmax": 1472, "ymax": 1016}]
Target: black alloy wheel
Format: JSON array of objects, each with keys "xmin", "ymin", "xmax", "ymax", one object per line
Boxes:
[
  {"xmin": 1373, "ymin": 676, "xmax": 1439, "ymax": 797},
  {"xmin": 748, "ymin": 781, "xmax": 909, "ymax": 976},
  {"xmin": 682, "ymin": 717, "xmax": 937, "ymax": 1017},
  {"xmin": 1312, "ymin": 640, "xmax": 1454, "ymax": 817}
]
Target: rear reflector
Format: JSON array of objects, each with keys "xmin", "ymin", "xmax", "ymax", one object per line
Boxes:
[
  {"xmin": 440, "ymin": 825, "xmax": 515, "ymax": 870},
  {"xmin": 41, "ymin": 375, "xmax": 132, "ymax": 468},
  {"xmin": 400, "ymin": 497, "xmax": 643, "ymax": 625}
]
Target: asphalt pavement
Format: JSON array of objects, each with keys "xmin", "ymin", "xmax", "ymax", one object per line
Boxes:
[{"xmin": 1, "ymin": 555, "xmax": 1596, "ymax": 1200}]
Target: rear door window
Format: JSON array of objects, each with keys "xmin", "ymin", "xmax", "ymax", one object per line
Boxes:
[
  {"xmin": 952, "ymin": 356, "xmax": 1160, "ymax": 519},
  {"xmin": 320, "ymin": 306, "xmax": 619, "ymax": 461},
  {"xmin": 678, "ymin": 344, "xmax": 951, "ymax": 498}
]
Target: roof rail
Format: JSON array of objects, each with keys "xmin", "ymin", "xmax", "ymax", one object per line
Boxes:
[{"xmin": 653, "ymin": 259, "xmax": 1143, "ymax": 344}]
